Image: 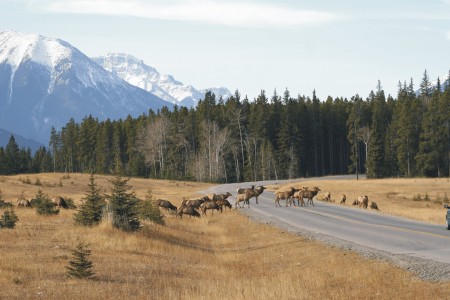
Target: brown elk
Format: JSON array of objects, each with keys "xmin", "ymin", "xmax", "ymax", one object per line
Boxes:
[
  {"xmin": 236, "ymin": 185, "xmax": 255, "ymax": 194},
  {"xmin": 17, "ymin": 198, "xmax": 31, "ymax": 208},
  {"xmin": 207, "ymin": 192, "xmax": 232, "ymax": 202},
  {"xmin": 52, "ymin": 196, "xmax": 68, "ymax": 209},
  {"xmin": 292, "ymin": 189, "xmax": 305, "ymax": 206},
  {"xmin": 302, "ymin": 187, "xmax": 321, "ymax": 207},
  {"xmin": 358, "ymin": 195, "xmax": 369, "ymax": 209},
  {"xmin": 235, "ymin": 189, "xmax": 256, "ymax": 209},
  {"xmin": 252, "ymin": 186, "xmax": 266, "ymax": 204},
  {"xmin": 181, "ymin": 196, "xmax": 208, "ymax": 207},
  {"xmin": 177, "ymin": 205, "xmax": 201, "ymax": 218},
  {"xmin": 201, "ymin": 201, "xmax": 220, "ymax": 215},
  {"xmin": 323, "ymin": 191, "xmax": 332, "ymax": 202},
  {"xmin": 216, "ymin": 199, "xmax": 232, "ymax": 212},
  {"xmin": 156, "ymin": 199, "xmax": 177, "ymax": 213},
  {"xmin": 274, "ymin": 187, "xmax": 296, "ymax": 207},
  {"xmin": 185, "ymin": 199, "xmax": 205, "ymax": 210},
  {"xmin": 340, "ymin": 194, "xmax": 347, "ymax": 204},
  {"xmin": 369, "ymin": 201, "xmax": 379, "ymax": 210}
]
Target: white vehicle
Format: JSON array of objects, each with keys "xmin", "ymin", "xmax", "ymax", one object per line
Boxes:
[{"xmin": 445, "ymin": 204, "xmax": 450, "ymax": 230}]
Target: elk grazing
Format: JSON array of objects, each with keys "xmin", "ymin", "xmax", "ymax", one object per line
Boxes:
[
  {"xmin": 177, "ymin": 205, "xmax": 201, "ymax": 218},
  {"xmin": 17, "ymin": 198, "xmax": 31, "ymax": 208},
  {"xmin": 340, "ymin": 194, "xmax": 347, "ymax": 204},
  {"xmin": 216, "ymin": 199, "xmax": 232, "ymax": 212},
  {"xmin": 201, "ymin": 201, "xmax": 220, "ymax": 215},
  {"xmin": 369, "ymin": 201, "xmax": 378, "ymax": 210},
  {"xmin": 52, "ymin": 196, "xmax": 68, "ymax": 209},
  {"xmin": 323, "ymin": 191, "xmax": 332, "ymax": 202},
  {"xmin": 274, "ymin": 187, "xmax": 296, "ymax": 207},
  {"xmin": 156, "ymin": 199, "xmax": 177, "ymax": 213},
  {"xmin": 358, "ymin": 195, "xmax": 369, "ymax": 209}
]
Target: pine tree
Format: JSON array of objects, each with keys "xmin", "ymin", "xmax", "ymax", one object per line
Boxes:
[
  {"xmin": 106, "ymin": 171, "xmax": 141, "ymax": 231},
  {"xmin": 416, "ymin": 91, "xmax": 441, "ymax": 176},
  {"xmin": 393, "ymin": 80, "xmax": 422, "ymax": 177},
  {"xmin": 49, "ymin": 127, "xmax": 61, "ymax": 172},
  {"xmin": 74, "ymin": 174, "xmax": 106, "ymax": 226},
  {"xmin": 0, "ymin": 209, "xmax": 19, "ymax": 228},
  {"xmin": 35, "ymin": 189, "xmax": 59, "ymax": 215},
  {"xmin": 66, "ymin": 242, "xmax": 95, "ymax": 279},
  {"xmin": 419, "ymin": 69, "xmax": 432, "ymax": 99},
  {"xmin": 139, "ymin": 190, "xmax": 164, "ymax": 225},
  {"xmin": 0, "ymin": 147, "xmax": 5, "ymax": 174},
  {"xmin": 367, "ymin": 81, "xmax": 389, "ymax": 178},
  {"xmin": 5, "ymin": 135, "xmax": 20, "ymax": 174},
  {"xmin": 78, "ymin": 115, "xmax": 98, "ymax": 173}
]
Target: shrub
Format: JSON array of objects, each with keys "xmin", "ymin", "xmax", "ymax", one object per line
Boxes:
[
  {"xmin": 64, "ymin": 197, "xmax": 77, "ymax": 209},
  {"xmin": 0, "ymin": 190, "xmax": 13, "ymax": 208},
  {"xmin": 34, "ymin": 178, "xmax": 42, "ymax": 186},
  {"xmin": 0, "ymin": 209, "xmax": 19, "ymax": 228},
  {"xmin": 66, "ymin": 242, "xmax": 95, "ymax": 279}
]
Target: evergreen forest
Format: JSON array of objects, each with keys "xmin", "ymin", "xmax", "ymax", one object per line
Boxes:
[{"xmin": 0, "ymin": 71, "xmax": 449, "ymax": 182}]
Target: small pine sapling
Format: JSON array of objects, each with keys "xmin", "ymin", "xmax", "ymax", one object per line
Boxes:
[{"xmin": 66, "ymin": 242, "xmax": 96, "ymax": 279}]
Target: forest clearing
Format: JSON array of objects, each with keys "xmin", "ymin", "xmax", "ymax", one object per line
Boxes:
[{"xmin": 0, "ymin": 173, "xmax": 449, "ymax": 299}]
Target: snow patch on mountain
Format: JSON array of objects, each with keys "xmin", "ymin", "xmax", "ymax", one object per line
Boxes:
[{"xmin": 92, "ymin": 53, "xmax": 232, "ymax": 107}]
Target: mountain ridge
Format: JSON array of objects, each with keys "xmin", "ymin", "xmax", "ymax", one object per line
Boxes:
[{"xmin": 92, "ymin": 53, "xmax": 232, "ymax": 107}]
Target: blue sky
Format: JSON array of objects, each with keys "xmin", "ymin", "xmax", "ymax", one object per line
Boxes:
[{"xmin": 2, "ymin": 0, "xmax": 450, "ymax": 100}]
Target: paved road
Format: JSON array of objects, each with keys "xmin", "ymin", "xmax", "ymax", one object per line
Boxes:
[{"xmin": 202, "ymin": 176, "xmax": 450, "ymax": 265}]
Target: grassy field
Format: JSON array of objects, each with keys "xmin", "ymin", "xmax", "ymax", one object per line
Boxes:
[{"xmin": 0, "ymin": 173, "xmax": 449, "ymax": 299}]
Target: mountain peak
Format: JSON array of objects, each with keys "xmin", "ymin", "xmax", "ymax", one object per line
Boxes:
[
  {"xmin": 92, "ymin": 53, "xmax": 232, "ymax": 107},
  {"xmin": 0, "ymin": 30, "xmax": 72, "ymax": 71},
  {"xmin": 0, "ymin": 31, "xmax": 172, "ymax": 143}
]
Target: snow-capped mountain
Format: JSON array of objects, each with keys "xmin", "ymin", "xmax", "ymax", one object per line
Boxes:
[
  {"xmin": 92, "ymin": 53, "xmax": 232, "ymax": 108},
  {"xmin": 0, "ymin": 31, "xmax": 172, "ymax": 143}
]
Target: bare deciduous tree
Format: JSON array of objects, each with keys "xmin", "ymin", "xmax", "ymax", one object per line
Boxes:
[{"xmin": 137, "ymin": 115, "xmax": 170, "ymax": 178}]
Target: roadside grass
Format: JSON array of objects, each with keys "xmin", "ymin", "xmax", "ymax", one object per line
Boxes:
[
  {"xmin": 271, "ymin": 177, "xmax": 450, "ymax": 224},
  {"xmin": 0, "ymin": 173, "xmax": 449, "ymax": 299}
]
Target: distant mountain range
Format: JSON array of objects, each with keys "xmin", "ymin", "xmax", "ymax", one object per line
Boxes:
[
  {"xmin": 0, "ymin": 128, "xmax": 44, "ymax": 152},
  {"xmin": 0, "ymin": 31, "xmax": 231, "ymax": 145},
  {"xmin": 92, "ymin": 53, "xmax": 231, "ymax": 108}
]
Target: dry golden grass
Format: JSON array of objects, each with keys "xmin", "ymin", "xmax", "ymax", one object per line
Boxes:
[
  {"xmin": 271, "ymin": 177, "xmax": 450, "ymax": 225},
  {"xmin": 0, "ymin": 173, "xmax": 211, "ymax": 207},
  {"xmin": 0, "ymin": 173, "xmax": 449, "ymax": 299}
]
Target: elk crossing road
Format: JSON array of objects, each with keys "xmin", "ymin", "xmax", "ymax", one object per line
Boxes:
[{"xmin": 203, "ymin": 178, "xmax": 450, "ymax": 265}]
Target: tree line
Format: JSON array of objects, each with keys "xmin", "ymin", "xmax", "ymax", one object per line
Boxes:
[{"xmin": 0, "ymin": 70, "xmax": 449, "ymax": 181}]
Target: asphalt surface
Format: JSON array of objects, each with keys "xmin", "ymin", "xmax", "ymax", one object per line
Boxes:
[{"xmin": 202, "ymin": 176, "xmax": 450, "ymax": 265}]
